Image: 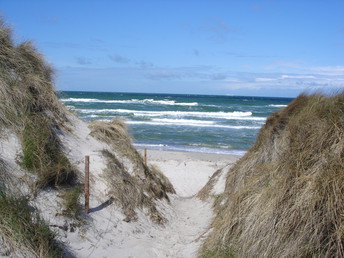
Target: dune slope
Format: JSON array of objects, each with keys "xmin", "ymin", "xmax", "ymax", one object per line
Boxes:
[
  {"xmin": 201, "ymin": 93, "xmax": 344, "ymax": 257},
  {"xmin": 0, "ymin": 18, "xmax": 176, "ymax": 257}
]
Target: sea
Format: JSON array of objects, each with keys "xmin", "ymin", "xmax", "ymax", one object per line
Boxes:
[{"xmin": 59, "ymin": 91, "xmax": 293, "ymax": 156}]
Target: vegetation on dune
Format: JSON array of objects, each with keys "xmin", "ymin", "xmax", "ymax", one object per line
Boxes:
[
  {"xmin": 201, "ymin": 93, "xmax": 344, "ymax": 257},
  {"xmin": 90, "ymin": 120, "xmax": 175, "ymax": 223},
  {"xmin": 0, "ymin": 18, "xmax": 76, "ymax": 188},
  {"xmin": 0, "ymin": 191, "xmax": 63, "ymax": 257},
  {"xmin": 102, "ymin": 150, "xmax": 165, "ymax": 223},
  {"xmin": 21, "ymin": 114, "xmax": 77, "ymax": 188},
  {"xmin": 1, "ymin": 19, "xmax": 175, "ymax": 252},
  {"xmin": 0, "ymin": 14, "xmax": 177, "ymax": 257},
  {"xmin": 59, "ymin": 184, "xmax": 83, "ymax": 219},
  {"xmin": 89, "ymin": 119, "xmax": 135, "ymax": 160},
  {"xmin": 89, "ymin": 120, "xmax": 175, "ymax": 198},
  {"xmin": 0, "ymin": 18, "xmax": 78, "ymax": 255},
  {"xmin": 0, "ymin": 158, "xmax": 7, "ymax": 191}
]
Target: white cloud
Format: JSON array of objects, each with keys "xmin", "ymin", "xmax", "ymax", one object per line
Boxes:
[
  {"xmin": 310, "ymin": 66, "xmax": 344, "ymax": 76},
  {"xmin": 255, "ymin": 77, "xmax": 277, "ymax": 82},
  {"xmin": 281, "ymin": 75, "xmax": 316, "ymax": 79},
  {"xmin": 58, "ymin": 63, "xmax": 344, "ymax": 96}
]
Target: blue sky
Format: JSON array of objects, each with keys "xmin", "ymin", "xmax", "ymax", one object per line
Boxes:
[{"xmin": 1, "ymin": 1, "xmax": 343, "ymax": 97}]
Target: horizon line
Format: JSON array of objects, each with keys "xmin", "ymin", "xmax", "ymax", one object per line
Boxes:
[{"xmin": 58, "ymin": 89, "xmax": 295, "ymax": 99}]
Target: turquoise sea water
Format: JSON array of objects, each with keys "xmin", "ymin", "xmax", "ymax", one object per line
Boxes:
[{"xmin": 59, "ymin": 91, "xmax": 293, "ymax": 155}]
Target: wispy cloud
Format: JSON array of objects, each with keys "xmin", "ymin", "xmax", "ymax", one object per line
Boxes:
[
  {"xmin": 204, "ymin": 18, "xmax": 234, "ymax": 43},
  {"xmin": 136, "ymin": 60, "xmax": 154, "ymax": 69},
  {"xmin": 57, "ymin": 63, "xmax": 344, "ymax": 95},
  {"xmin": 225, "ymin": 51, "xmax": 278, "ymax": 58},
  {"xmin": 108, "ymin": 54, "xmax": 130, "ymax": 64},
  {"xmin": 76, "ymin": 57, "xmax": 92, "ymax": 65},
  {"xmin": 182, "ymin": 18, "xmax": 238, "ymax": 43},
  {"xmin": 107, "ymin": 55, "xmax": 154, "ymax": 69},
  {"xmin": 211, "ymin": 73, "xmax": 227, "ymax": 80},
  {"xmin": 221, "ymin": 70, "xmax": 344, "ymax": 92},
  {"xmin": 280, "ymin": 75, "xmax": 316, "ymax": 79},
  {"xmin": 266, "ymin": 61, "xmax": 344, "ymax": 77},
  {"xmin": 145, "ymin": 64, "xmax": 344, "ymax": 93},
  {"xmin": 145, "ymin": 66, "xmax": 212, "ymax": 81},
  {"xmin": 255, "ymin": 77, "xmax": 277, "ymax": 82},
  {"xmin": 309, "ymin": 66, "xmax": 344, "ymax": 76}
]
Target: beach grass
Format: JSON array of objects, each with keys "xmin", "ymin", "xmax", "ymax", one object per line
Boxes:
[
  {"xmin": 0, "ymin": 18, "xmax": 78, "ymax": 189},
  {"xmin": 92, "ymin": 119, "xmax": 176, "ymax": 223},
  {"xmin": 0, "ymin": 191, "xmax": 63, "ymax": 257},
  {"xmin": 201, "ymin": 92, "xmax": 344, "ymax": 257},
  {"xmin": 0, "ymin": 17, "xmax": 80, "ymax": 255},
  {"xmin": 60, "ymin": 184, "xmax": 83, "ymax": 219}
]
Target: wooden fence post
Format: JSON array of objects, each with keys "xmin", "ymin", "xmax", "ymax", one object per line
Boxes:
[
  {"xmin": 144, "ymin": 148, "xmax": 147, "ymax": 166},
  {"xmin": 85, "ymin": 155, "xmax": 90, "ymax": 214}
]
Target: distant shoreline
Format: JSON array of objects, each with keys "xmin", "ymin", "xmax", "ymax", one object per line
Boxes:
[
  {"xmin": 137, "ymin": 147, "xmax": 243, "ymax": 161},
  {"xmin": 137, "ymin": 148, "xmax": 240, "ymax": 197}
]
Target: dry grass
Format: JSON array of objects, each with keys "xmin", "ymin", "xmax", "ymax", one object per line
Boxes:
[
  {"xmin": 0, "ymin": 158, "xmax": 7, "ymax": 191},
  {"xmin": 0, "ymin": 17, "xmax": 77, "ymax": 255},
  {"xmin": 89, "ymin": 119, "xmax": 140, "ymax": 163},
  {"xmin": 201, "ymin": 93, "xmax": 344, "ymax": 257},
  {"xmin": 149, "ymin": 164, "xmax": 176, "ymax": 196},
  {"xmin": 0, "ymin": 18, "xmax": 80, "ymax": 257},
  {"xmin": 0, "ymin": 18, "xmax": 77, "ymax": 189},
  {"xmin": 60, "ymin": 184, "xmax": 83, "ymax": 219},
  {"xmin": 20, "ymin": 114, "xmax": 76, "ymax": 188},
  {"xmin": 89, "ymin": 119, "xmax": 175, "ymax": 194},
  {"xmin": 102, "ymin": 150, "xmax": 167, "ymax": 224},
  {"xmin": 197, "ymin": 168, "xmax": 223, "ymax": 202},
  {"xmin": 90, "ymin": 119, "xmax": 175, "ymax": 223},
  {"xmin": 0, "ymin": 191, "xmax": 64, "ymax": 257}
]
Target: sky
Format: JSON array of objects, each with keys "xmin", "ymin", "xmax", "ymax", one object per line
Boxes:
[{"xmin": 1, "ymin": 0, "xmax": 343, "ymax": 97}]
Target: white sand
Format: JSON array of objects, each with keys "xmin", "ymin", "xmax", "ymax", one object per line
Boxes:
[
  {"xmin": 59, "ymin": 148, "xmax": 240, "ymax": 258},
  {"xmin": 140, "ymin": 149, "xmax": 239, "ymax": 197},
  {"xmin": 1, "ymin": 116, "xmax": 242, "ymax": 257}
]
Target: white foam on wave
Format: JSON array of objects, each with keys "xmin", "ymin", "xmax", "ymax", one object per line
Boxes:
[
  {"xmin": 143, "ymin": 99, "xmax": 198, "ymax": 106},
  {"xmin": 61, "ymin": 98, "xmax": 102, "ymax": 102},
  {"xmin": 134, "ymin": 143, "xmax": 246, "ymax": 156},
  {"xmin": 61, "ymin": 98, "xmax": 198, "ymax": 106},
  {"xmin": 268, "ymin": 104, "xmax": 288, "ymax": 107},
  {"xmin": 151, "ymin": 118, "xmax": 215, "ymax": 125},
  {"xmin": 127, "ymin": 120, "xmax": 261, "ymax": 129},
  {"xmin": 78, "ymin": 108, "xmax": 266, "ymax": 121}
]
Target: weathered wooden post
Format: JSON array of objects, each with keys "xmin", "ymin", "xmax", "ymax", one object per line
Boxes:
[
  {"xmin": 144, "ymin": 148, "xmax": 147, "ymax": 166},
  {"xmin": 85, "ymin": 155, "xmax": 90, "ymax": 214}
]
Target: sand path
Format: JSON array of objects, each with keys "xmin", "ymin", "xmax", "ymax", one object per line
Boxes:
[
  {"xmin": 80, "ymin": 150, "xmax": 238, "ymax": 257},
  {"xmin": 32, "ymin": 144, "xmax": 239, "ymax": 257},
  {"xmin": 127, "ymin": 150, "xmax": 239, "ymax": 257}
]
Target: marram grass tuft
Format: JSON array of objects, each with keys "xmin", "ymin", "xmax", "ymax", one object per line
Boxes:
[{"xmin": 201, "ymin": 93, "xmax": 344, "ymax": 257}]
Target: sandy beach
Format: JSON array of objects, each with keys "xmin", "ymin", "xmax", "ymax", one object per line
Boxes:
[
  {"xmin": 139, "ymin": 149, "xmax": 240, "ymax": 197},
  {"xmin": 57, "ymin": 117, "xmax": 242, "ymax": 258},
  {"xmin": 66, "ymin": 147, "xmax": 241, "ymax": 258},
  {"xmin": 1, "ymin": 113, "xmax": 242, "ymax": 257}
]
